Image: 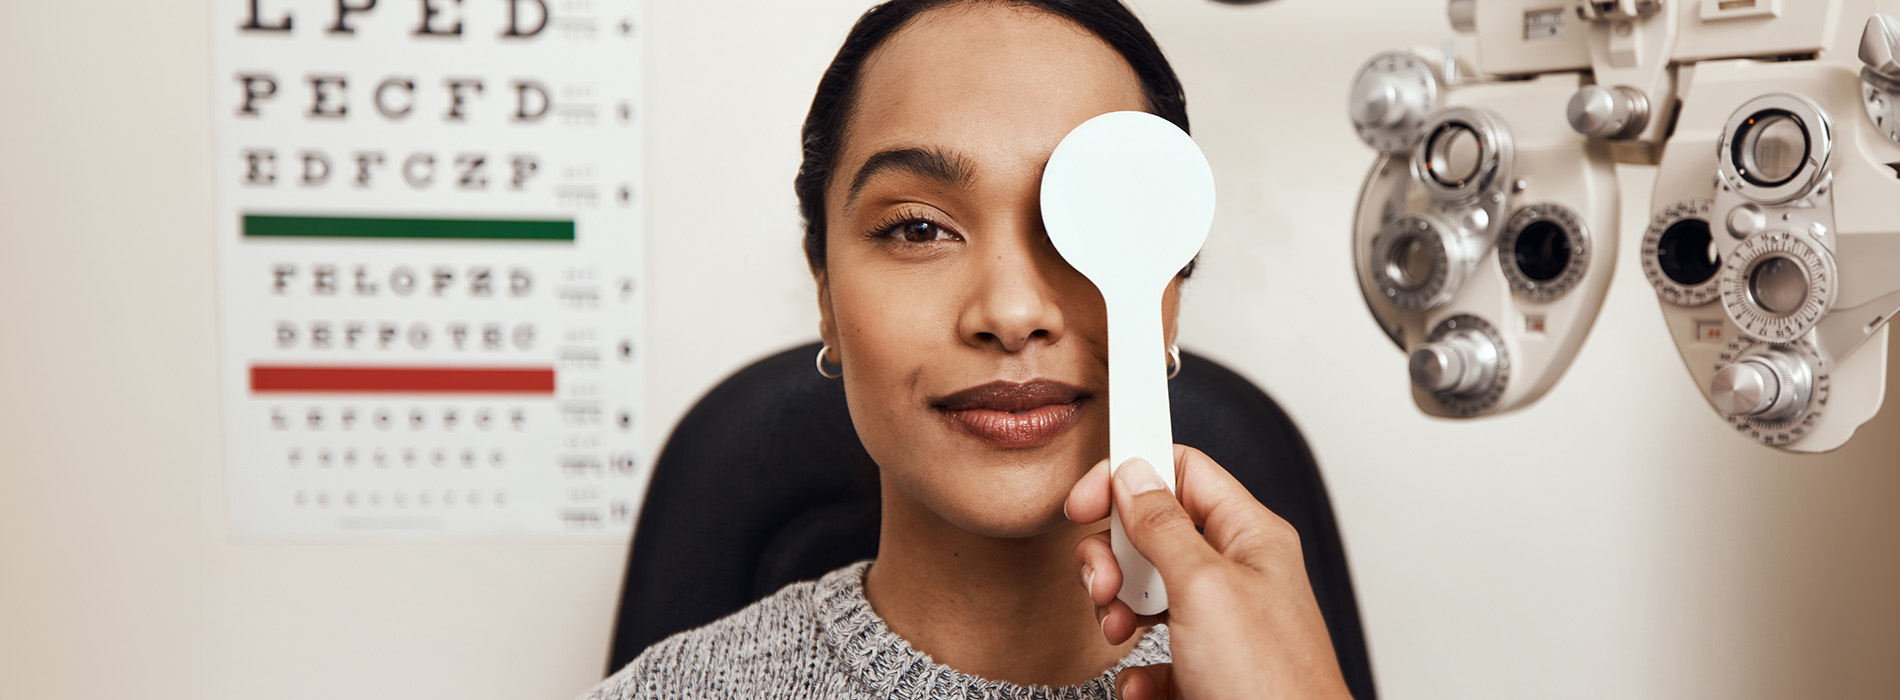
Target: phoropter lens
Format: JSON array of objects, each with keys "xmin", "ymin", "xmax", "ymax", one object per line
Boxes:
[
  {"xmin": 1426, "ymin": 124, "xmax": 1481, "ymax": 187},
  {"xmin": 1512, "ymin": 220, "xmax": 1573, "ymax": 282},
  {"xmin": 1734, "ymin": 110, "xmax": 1809, "ymax": 187},
  {"xmin": 1386, "ymin": 236, "xmax": 1433, "ymax": 289},
  {"xmin": 1656, "ymin": 218, "xmax": 1719, "ymax": 286},
  {"xmin": 1747, "ymin": 256, "xmax": 1809, "ymax": 316}
]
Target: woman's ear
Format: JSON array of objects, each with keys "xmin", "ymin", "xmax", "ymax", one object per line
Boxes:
[
  {"xmin": 816, "ymin": 271, "xmax": 840, "ymax": 352},
  {"xmin": 1162, "ymin": 277, "xmax": 1184, "ymax": 349}
]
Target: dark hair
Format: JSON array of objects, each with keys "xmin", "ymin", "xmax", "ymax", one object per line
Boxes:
[{"xmin": 795, "ymin": 0, "xmax": 1191, "ymax": 274}]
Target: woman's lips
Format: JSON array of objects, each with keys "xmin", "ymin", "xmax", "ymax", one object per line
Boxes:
[
  {"xmin": 942, "ymin": 403, "xmax": 1084, "ymax": 448},
  {"xmin": 932, "ymin": 380, "xmax": 1089, "ymax": 448}
]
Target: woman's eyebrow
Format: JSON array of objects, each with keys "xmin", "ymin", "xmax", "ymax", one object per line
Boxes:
[{"xmin": 845, "ymin": 146, "xmax": 976, "ymax": 208}]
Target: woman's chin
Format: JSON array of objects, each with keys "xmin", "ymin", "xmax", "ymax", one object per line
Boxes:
[
  {"xmin": 872, "ymin": 436, "xmax": 1103, "ymax": 540},
  {"xmin": 932, "ymin": 487, "xmax": 1078, "ymax": 540}
]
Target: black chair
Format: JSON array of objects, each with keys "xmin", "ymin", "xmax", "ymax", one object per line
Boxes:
[{"xmin": 606, "ymin": 341, "xmax": 1376, "ymax": 699}]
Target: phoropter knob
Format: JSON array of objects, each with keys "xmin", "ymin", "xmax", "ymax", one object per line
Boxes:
[
  {"xmin": 1351, "ymin": 74, "xmax": 1411, "ymax": 128},
  {"xmin": 1859, "ymin": 15, "xmax": 1900, "ymax": 146},
  {"xmin": 1567, "ymin": 85, "xmax": 1650, "ymax": 140},
  {"xmin": 1710, "ymin": 350, "xmax": 1812, "ymax": 422},
  {"xmin": 1349, "ymin": 51, "xmax": 1441, "ymax": 153},
  {"xmin": 1448, "ymin": 0, "xmax": 1477, "ymax": 33},
  {"xmin": 1860, "ymin": 14, "xmax": 1900, "ymax": 79},
  {"xmin": 1409, "ymin": 329, "xmax": 1500, "ymax": 396}
]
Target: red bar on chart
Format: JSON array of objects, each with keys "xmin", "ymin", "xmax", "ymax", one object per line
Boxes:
[{"xmin": 250, "ymin": 366, "xmax": 557, "ymax": 394}]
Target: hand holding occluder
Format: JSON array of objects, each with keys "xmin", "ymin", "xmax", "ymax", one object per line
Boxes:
[{"xmin": 1065, "ymin": 446, "xmax": 1352, "ymax": 700}]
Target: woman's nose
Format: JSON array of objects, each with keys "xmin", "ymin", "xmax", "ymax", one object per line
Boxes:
[{"xmin": 957, "ymin": 234, "xmax": 1068, "ymax": 354}]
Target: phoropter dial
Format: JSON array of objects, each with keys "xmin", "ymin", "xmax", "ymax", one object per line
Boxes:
[
  {"xmin": 1719, "ymin": 93, "xmax": 1832, "ymax": 205},
  {"xmin": 1720, "ymin": 230, "xmax": 1837, "ymax": 342},
  {"xmin": 1713, "ymin": 336, "xmax": 1829, "ymax": 447},
  {"xmin": 1414, "ymin": 314, "xmax": 1510, "ymax": 417},
  {"xmin": 1412, "ymin": 107, "xmax": 1512, "ymax": 203},
  {"xmin": 1350, "ymin": 51, "xmax": 1442, "ymax": 154},
  {"xmin": 1859, "ymin": 14, "xmax": 1900, "ymax": 146},
  {"xmin": 1567, "ymin": 85, "xmax": 1650, "ymax": 140},
  {"xmin": 1410, "ymin": 329, "xmax": 1499, "ymax": 395},
  {"xmin": 1499, "ymin": 203, "xmax": 1590, "ymax": 303},
  {"xmin": 1371, "ymin": 214, "xmax": 1466, "ymax": 312},
  {"xmin": 1712, "ymin": 350, "xmax": 1812, "ymax": 422},
  {"xmin": 1641, "ymin": 199, "xmax": 1722, "ymax": 307}
]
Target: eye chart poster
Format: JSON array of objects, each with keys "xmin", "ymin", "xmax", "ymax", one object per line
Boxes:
[{"xmin": 214, "ymin": 0, "xmax": 647, "ymax": 540}]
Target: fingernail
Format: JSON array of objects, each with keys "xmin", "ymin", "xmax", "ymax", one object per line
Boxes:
[
  {"xmin": 1117, "ymin": 458, "xmax": 1166, "ymax": 495},
  {"xmin": 1082, "ymin": 565, "xmax": 1095, "ymax": 594}
]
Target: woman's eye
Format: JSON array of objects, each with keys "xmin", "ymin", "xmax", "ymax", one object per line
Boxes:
[
  {"xmin": 890, "ymin": 220, "xmax": 951, "ymax": 243},
  {"xmin": 865, "ymin": 213, "xmax": 960, "ymax": 247},
  {"xmin": 899, "ymin": 221, "xmax": 938, "ymax": 242}
]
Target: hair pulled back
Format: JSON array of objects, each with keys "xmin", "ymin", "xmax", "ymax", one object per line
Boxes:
[{"xmin": 795, "ymin": 0, "xmax": 1191, "ymax": 274}]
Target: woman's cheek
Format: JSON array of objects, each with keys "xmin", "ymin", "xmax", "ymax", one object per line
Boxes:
[{"xmin": 840, "ymin": 269, "xmax": 954, "ymax": 369}]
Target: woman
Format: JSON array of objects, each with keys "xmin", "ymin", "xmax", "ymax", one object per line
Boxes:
[{"xmin": 582, "ymin": 1, "xmax": 1350, "ymax": 698}]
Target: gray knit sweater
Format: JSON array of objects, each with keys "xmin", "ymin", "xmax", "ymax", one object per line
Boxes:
[{"xmin": 578, "ymin": 561, "xmax": 1172, "ymax": 699}]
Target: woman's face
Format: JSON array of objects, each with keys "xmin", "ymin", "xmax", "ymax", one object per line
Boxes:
[{"xmin": 817, "ymin": 3, "xmax": 1183, "ymax": 539}]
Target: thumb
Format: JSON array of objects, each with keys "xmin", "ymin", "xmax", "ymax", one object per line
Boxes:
[
  {"xmin": 1113, "ymin": 458, "xmax": 1219, "ymax": 577},
  {"xmin": 1116, "ymin": 662, "xmax": 1173, "ymax": 700}
]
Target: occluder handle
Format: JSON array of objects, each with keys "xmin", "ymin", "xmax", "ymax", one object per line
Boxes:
[{"xmin": 1106, "ymin": 289, "xmax": 1176, "ymax": 616}]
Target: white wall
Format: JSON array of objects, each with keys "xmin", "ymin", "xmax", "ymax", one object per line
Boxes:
[{"xmin": 4, "ymin": 1, "xmax": 1898, "ymax": 699}]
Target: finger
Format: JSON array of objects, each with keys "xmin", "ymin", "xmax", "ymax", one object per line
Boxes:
[
  {"xmin": 1080, "ymin": 532, "xmax": 1171, "ymax": 643},
  {"xmin": 1170, "ymin": 446, "xmax": 1300, "ymax": 566},
  {"xmin": 1116, "ymin": 664, "xmax": 1173, "ymax": 700},
  {"xmin": 1116, "ymin": 664, "xmax": 1152, "ymax": 700},
  {"xmin": 1065, "ymin": 457, "xmax": 1113, "ymax": 523},
  {"xmin": 1073, "ymin": 530, "xmax": 1120, "ymax": 607},
  {"xmin": 1112, "ymin": 457, "xmax": 1223, "ymax": 577},
  {"xmin": 1098, "ymin": 596, "xmax": 1169, "ymax": 645},
  {"xmin": 1098, "ymin": 597, "xmax": 1140, "ymax": 645}
]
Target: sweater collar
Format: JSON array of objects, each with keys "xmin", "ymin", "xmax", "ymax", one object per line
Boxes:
[{"xmin": 814, "ymin": 561, "xmax": 1172, "ymax": 699}]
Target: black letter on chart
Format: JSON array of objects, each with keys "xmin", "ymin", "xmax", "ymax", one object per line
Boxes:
[
  {"xmin": 503, "ymin": 0, "xmax": 549, "ymax": 37},
  {"xmin": 354, "ymin": 265, "xmax": 379, "ymax": 295},
  {"xmin": 510, "ymin": 155, "xmax": 538, "ymax": 189},
  {"xmin": 414, "ymin": 0, "xmax": 464, "ymax": 36},
  {"xmin": 455, "ymin": 155, "xmax": 487, "ymax": 189},
  {"xmin": 330, "ymin": 0, "xmax": 377, "ymax": 33},
  {"xmin": 404, "ymin": 153, "xmax": 436, "ymax": 188},
  {"xmin": 390, "ymin": 267, "xmax": 417, "ymax": 295},
  {"xmin": 236, "ymin": 74, "xmax": 277, "ymax": 116},
  {"xmin": 301, "ymin": 151, "xmax": 331, "ymax": 185},
  {"xmin": 444, "ymin": 79, "xmax": 483, "ymax": 121},
  {"xmin": 241, "ymin": 0, "xmax": 293, "ymax": 31},
  {"xmin": 308, "ymin": 76, "xmax": 348, "ymax": 118},
  {"xmin": 375, "ymin": 78, "xmax": 414, "ymax": 119},
  {"xmin": 512, "ymin": 81, "xmax": 550, "ymax": 122},
  {"xmin": 243, "ymin": 149, "xmax": 277, "ymax": 185},
  {"xmin": 353, "ymin": 151, "xmax": 385, "ymax": 187},
  {"xmin": 313, "ymin": 265, "xmax": 338, "ymax": 295}
]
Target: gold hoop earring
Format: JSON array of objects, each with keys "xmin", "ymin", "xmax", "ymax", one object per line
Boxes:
[
  {"xmin": 815, "ymin": 344, "xmax": 843, "ymax": 379},
  {"xmin": 1166, "ymin": 344, "xmax": 1182, "ymax": 380}
]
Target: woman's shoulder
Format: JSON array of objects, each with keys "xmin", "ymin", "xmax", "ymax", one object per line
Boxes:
[{"xmin": 575, "ymin": 561, "xmax": 870, "ymax": 700}]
